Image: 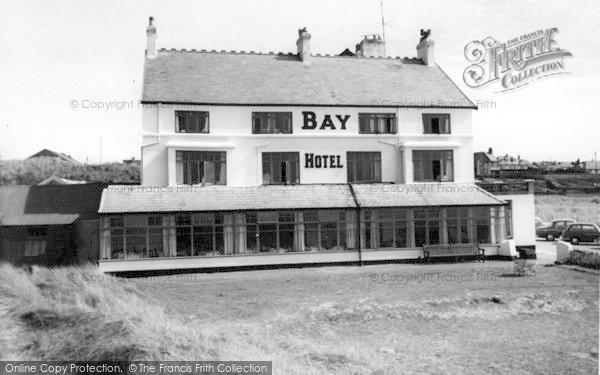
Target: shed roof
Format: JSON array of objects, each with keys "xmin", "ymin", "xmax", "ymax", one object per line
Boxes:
[
  {"xmin": 1, "ymin": 214, "xmax": 80, "ymax": 226},
  {"xmin": 0, "ymin": 184, "xmax": 104, "ymax": 225}
]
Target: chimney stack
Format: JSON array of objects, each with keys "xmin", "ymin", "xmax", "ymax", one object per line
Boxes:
[
  {"xmin": 146, "ymin": 16, "xmax": 157, "ymax": 59},
  {"xmin": 356, "ymin": 34, "xmax": 386, "ymax": 58},
  {"xmin": 416, "ymin": 29, "xmax": 435, "ymax": 66},
  {"xmin": 296, "ymin": 27, "xmax": 311, "ymax": 64}
]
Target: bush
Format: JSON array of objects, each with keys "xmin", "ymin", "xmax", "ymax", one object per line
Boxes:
[
  {"xmin": 0, "ymin": 158, "xmax": 140, "ymax": 185},
  {"xmin": 513, "ymin": 259, "xmax": 536, "ymax": 276},
  {"xmin": 566, "ymin": 250, "xmax": 600, "ymax": 270}
]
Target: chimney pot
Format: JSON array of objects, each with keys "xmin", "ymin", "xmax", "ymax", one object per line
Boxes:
[
  {"xmin": 296, "ymin": 27, "xmax": 311, "ymax": 64},
  {"xmin": 416, "ymin": 29, "xmax": 435, "ymax": 66},
  {"xmin": 356, "ymin": 34, "xmax": 386, "ymax": 58},
  {"xmin": 146, "ymin": 16, "xmax": 157, "ymax": 59}
]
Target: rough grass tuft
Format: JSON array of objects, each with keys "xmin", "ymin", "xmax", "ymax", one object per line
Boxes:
[
  {"xmin": 0, "ymin": 263, "xmax": 210, "ymax": 361},
  {"xmin": 0, "ymin": 262, "xmax": 597, "ymax": 374}
]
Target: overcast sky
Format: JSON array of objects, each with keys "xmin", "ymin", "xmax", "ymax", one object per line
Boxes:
[{"xmin": 0, "ymin": 0, "xmax": 598, "ymax": 163}]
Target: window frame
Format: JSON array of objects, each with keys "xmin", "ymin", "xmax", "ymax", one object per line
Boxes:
[
  {"xmin": 109, "ymin": 214, "xmax": 166, "ymax": 259},
  {"xmin": 175, "ymin": 213, "xmax": 225, "ymax": 257},
  {"xmin": 303, "ymin": 210, "xmax": 349, "ymax": 251},
  {"xmin": 175, "ymin": 111, "xmax": 210, "ymax": 133},
  {"xmin": 412, "ymin": 150, "xmax": 454, "ymax": 182},
  {"xmin": 358, "ymin": 113, "xmax": 397, "ymax": 134},
  {"xmin": 422, "ymin": 114, "xmax": 451, "ymax": 134},
  {"xmin": 176, "ymin": 150, "xmax": 227, "ymax": 186},
  {"xmin": 25, "ymin": 227, "xmax": 48, "ymax": 257},
  {"xmin": 347, "ymin": 151, "xmax": 382, "ymax": 183},
  {"xmin": 252, "ymin": 112, "xmax": 293, "ymax": 134},
  {"xmin": 262, "ymin": 152, "xmax": 300, "ymax": 185}
]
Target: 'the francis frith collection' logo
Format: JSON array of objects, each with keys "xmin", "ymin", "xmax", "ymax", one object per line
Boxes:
[{"xmin": 463, "ymin": 28, "xmax": 572, "ymax": 92}]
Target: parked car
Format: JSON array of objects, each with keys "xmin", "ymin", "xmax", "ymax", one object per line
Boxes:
[
  {"xmin": 534, "ymin": 217, "xmax": 547, "ymax": 228},
  {"xmin": 561, "ymin": 223, "xmax": 600, "ymax": 245},
  {"xmin": 535, "ymin": 218, "xmax": 576, "ymax": 241}
]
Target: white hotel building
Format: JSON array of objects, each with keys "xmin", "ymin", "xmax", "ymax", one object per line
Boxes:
[{"xmin": 97, "ymin": 20, "xmax": 535, "ymax": 273}]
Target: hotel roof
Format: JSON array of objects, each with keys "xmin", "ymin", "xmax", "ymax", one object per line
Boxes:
[
  {"xmin": 98, "ymin": 183, "xmax": 505, "ymax": 214},
  {"xmin": 98, "ymin": 184, "xmax": 357, "ymax": 213},
  {"xmin": 142, "ymin": 50, "xmax": 476, "ymax": 108},
  {"xmin": 350, "ymin": 183, "xmax": 506, "ymax": 208}
]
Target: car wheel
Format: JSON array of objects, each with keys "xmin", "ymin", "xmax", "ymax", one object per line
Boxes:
[
  {"xmin": 546, "ymin": 234, "xmax": 554, "ymax": 241},
  {"xmin": 571, "ymin": 237, "xmax": 579, "ymax": 245}
]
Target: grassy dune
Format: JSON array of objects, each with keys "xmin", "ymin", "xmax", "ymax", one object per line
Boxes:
[
  {"xmin": 0, "ymin": 264, "xmax": 206, "ymax": 361},
  {"xmin": 0, "ymin": 262, "xmax": 598, "ymax": 374},
  {"xmin": 536, "ymin": 194, "xmax": 600, "ymax": 226}
]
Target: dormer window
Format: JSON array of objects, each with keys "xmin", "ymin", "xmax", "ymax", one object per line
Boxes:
[
  {"xmin": 175, "ymin": 111, "xmax": 209, "ymax": 133},
  {"xmin": 423, "ymin": 114, "xmax": 450, "ymax": 134}
]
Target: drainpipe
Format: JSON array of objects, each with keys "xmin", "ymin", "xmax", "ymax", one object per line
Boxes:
[{"xmin": 348, "ymin": 183, "xmax": 362, "ymax": 265}]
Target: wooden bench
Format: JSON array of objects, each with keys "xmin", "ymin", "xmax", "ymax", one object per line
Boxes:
[{"xmin": 423, "ymin": 243, "xmax": 485, "ymax": 262}]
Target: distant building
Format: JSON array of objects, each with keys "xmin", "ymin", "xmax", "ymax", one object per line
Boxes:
[
  {"xmin": 27, "ymin": 149, "xmax": 80, "ymax": 164},
  {"xmin": 122, "ymin": 157, "xmax": 141, "ymax": 166},
  {"xmin": 583, "ymin": 160, "xmax": 600, "ymax": 174},
  {"xmin": 0, "ymin": 184, "xmax": 104, "ymax": 265},
  {"xmin": 496, "ymin": 154, "xmax": 531, "ymax": 171},
  {"xmin": 537, "ymin": 161, "xmax": 574, "ymax": 173},
  {"xmin": 474, "ymin": 148, "xmax": 531, "ymax": 178},
  {"xmin": 474, "ymin": 148, "xmax": 498, "ymax": 179}
]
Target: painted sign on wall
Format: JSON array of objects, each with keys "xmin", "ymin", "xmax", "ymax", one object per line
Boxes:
[
  {"xmin": 302, "ymin": 111, "xmax": 350, "ymax": 130},
  {"xmin": 305, "ymin": 153, "xmax": 343, "ymax": 168}
]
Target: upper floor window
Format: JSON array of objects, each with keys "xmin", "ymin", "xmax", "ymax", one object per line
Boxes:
[
  {"xmin": 413, "ymin": 150, "xmax": 453, "ymax": 182},
  {"xmin": 253, "ymin": 112, "xmax": 292, "ymax": 134},
  {"xmin": 347, "ymin": 152, "xmax": 382, "ymax": 183},
  {"xmin": 175, "ymin": 111, "xmax": 209, "ymax": 133},
  {"xmin": 359, "ymin": 113, "xmax": 397, "ymax": 134},
  {"xmin": 262, "ymin": 152, "xmax": 300, "ymax": 185},
  {"xmin": 176, "ymin": 151, "xmax": 226, "ymax": 185},
  {"xmin": 423, "ymin": 114, "xmax": 450, "ymax": 134}
]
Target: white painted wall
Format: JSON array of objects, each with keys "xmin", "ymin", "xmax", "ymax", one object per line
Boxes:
[
  {"xmin": 141, "ymin": 104, "xmax": 475, "ymax": 186},
  {"xmin": 503, "ymin": 193, "xmax": 536, "ymax": 247}
]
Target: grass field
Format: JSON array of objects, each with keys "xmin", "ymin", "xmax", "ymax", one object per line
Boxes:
[
  {"xmin": 0, "ymin": 262, "xmax": 598, "ymax": 374},
  {"xmin": 536, "ymin": 194, "xmax": 600, "ymax": 226}
]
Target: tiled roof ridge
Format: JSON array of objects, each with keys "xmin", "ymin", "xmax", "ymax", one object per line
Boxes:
[{"xmin": 156, "ymin": 48, "xmax": 424, "ymax": 63}]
